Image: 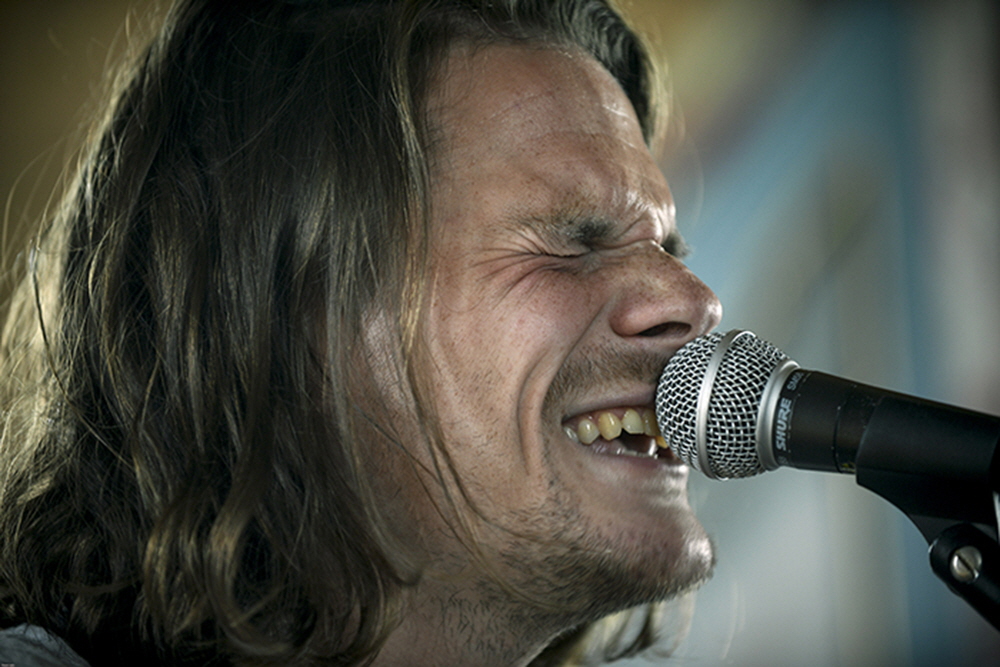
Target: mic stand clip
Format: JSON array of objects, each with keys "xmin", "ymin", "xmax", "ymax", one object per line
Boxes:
[{"xmin": 910, "ymin": 494, "xmax": 1000, "ymax": 632}]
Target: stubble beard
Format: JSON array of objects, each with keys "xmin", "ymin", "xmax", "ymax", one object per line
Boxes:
[
  {"xmin": 478, "ymin": 344, "xmax": 717, "ymax": 633},
  {"xmin": 416, "ymin": 344, "xmax": 715, "ymax": 662},
  {"xmin": 426, "ymin": 462, "xmax": 714, "ymax": 666},
  {"xmin": 483, "ymin": 447, "xmax": 715, "ymax": 635}
]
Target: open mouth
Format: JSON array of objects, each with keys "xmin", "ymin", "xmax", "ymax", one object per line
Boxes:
[{"xmin": 562, "ymin": 407, "xmax": 675, "ymax": 461}]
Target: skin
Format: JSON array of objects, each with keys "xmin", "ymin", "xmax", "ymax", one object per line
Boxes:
[{"xmin": 369, "ymin": 43, "xmax": 723, "ymax": 666}]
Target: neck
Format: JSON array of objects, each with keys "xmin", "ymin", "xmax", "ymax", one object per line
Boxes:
[{"xmin": 371, "ymin": 578, "xmax": 567, "ymax": 667}]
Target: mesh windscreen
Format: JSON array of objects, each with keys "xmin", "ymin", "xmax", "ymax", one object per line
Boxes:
[{"xmin": 656, "ymin": 331, "xmax": 788, "ymax": 478}]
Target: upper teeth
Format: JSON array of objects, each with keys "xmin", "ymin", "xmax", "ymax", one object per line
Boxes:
[{"xmin": 565, "ymin": 407, "xmax": 666, "ymax": 449}]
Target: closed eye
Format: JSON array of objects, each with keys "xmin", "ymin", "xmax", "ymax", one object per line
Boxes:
[{"xmin": 513, "ymin": 209, "xmax": 690, "ymax": 259}]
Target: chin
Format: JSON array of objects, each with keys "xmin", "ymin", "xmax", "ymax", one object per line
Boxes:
[
  {"xmin": 492, "ymin": 493, "xmax": 715, "ymax": 627},
  {"xmin": 590, "ymin": 519, "xmax": 715, "ymax": 617},
  {"xmin": 565, "ymin": 474, "xmax": 715, "ymax": 613}
]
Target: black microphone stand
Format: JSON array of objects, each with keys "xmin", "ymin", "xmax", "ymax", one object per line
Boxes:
[{"xmin": 848, "ymin": 393, "xmax": 1000, "ymax": 631}]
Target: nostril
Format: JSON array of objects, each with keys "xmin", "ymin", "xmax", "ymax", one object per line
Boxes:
[{"xmin": 638, "ymin": 322, "xmax": 690, "ymax": 338}]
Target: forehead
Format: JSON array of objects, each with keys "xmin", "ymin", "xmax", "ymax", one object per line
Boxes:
[
  {"xmin": 427, "ymin": 43, "xmax": 671, "ymax": 230},
  {"xmin": 431, "ymin": 42, "xmax": 641, "ymax": 151}
]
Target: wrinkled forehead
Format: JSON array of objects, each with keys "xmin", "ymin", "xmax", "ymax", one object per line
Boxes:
[{"xmin": 422, "ymin": 42, "xmax": 671, "ymax": 241}]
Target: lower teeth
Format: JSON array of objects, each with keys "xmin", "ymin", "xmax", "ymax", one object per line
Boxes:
[{"xmin": 591, "ymin": 439, "xmax": 657, "ymax": 458}]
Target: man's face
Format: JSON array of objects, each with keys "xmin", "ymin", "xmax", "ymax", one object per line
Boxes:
[{"xmin": 387, "ymin": 43, "xmax": 722, "ymax": 618}]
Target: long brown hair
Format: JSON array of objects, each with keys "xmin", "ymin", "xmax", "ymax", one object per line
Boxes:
[{"xmin": 0, "ymin": 1, "xmax": 668, "ymax": 664}]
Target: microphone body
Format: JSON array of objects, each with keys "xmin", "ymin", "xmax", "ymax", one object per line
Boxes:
[
  {"xmin": 656, "ymin": 330, "xmax": 1000, "ymax": 524},
  {"xmin": 767, "ymin": 367, "xmax": 999, "ymax": 524}
]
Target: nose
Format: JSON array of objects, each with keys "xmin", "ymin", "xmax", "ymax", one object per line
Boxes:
[{"xmin": 606, "ymin": 246, "xmax": 722, "ymax": 349}]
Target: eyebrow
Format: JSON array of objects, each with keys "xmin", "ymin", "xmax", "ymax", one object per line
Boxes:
[
  {"xmin": 662, "ymin": 230, "xmax": 691, "ymax": 259},
  {"xmin": 566, "ymin": 216, "xmax": 615, "ymax": 246},
  {"xmin": 506, "ymin": 207, "xmax": 612, "ymax": 249}
]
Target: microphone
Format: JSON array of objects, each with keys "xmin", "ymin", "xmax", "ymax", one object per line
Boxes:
[{"xmin": 654, "ymin": 330, "xmax": 1000, "ymax": 525}]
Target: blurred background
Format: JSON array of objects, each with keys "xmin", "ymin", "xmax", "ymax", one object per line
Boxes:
[{"xmin": 2, "ymin": 1, "xmax": 999, "ymax": 665}]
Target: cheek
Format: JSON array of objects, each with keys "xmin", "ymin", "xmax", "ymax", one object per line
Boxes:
[
  {"xmin": 429, "ymin": 268, "xmax": 602, "ymax": 392},
  {"xmin": 421, "ymin": 270, "xmax": 602, "ymax": 478}
]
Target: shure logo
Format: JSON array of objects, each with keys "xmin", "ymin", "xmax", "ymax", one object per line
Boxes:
[{"xmin": 774, "ymin": 397, "xmax": 793, "ymax": 451}]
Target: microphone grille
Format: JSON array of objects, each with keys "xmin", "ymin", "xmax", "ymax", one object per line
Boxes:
[{"xmin": 655, "ymin": 330, "xmax": 789, "ymax": 478}]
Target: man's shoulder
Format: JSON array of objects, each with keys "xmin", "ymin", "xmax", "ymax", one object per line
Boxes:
[{"xmin": 0, "ymin": 624, "xmax": 91, "ymax": 667}]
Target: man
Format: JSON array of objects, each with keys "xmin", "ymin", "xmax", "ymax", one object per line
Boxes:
[{"xmin": 0, "ymin": 1, "xmax": 721, "ymax": 665}]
